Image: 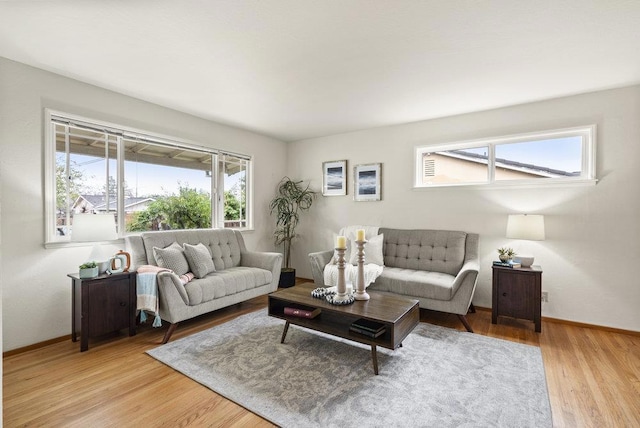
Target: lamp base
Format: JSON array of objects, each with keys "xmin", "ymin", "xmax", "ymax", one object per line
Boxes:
[
  {"xmin": 97, "ymin": 260, "xmax": 111, "ymax": 274},
  {"xmin": 518, "ymin": 256, "xmax": 535, "ymax": 268}
]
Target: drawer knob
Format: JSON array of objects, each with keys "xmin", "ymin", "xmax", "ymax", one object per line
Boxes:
[
  {"xmin": 502, "ymin": 292, "xmax": 507, "ymax": 297},
  {"xmin": 120, "ymin": 302, "xmax": 127, "ymax": 307}
]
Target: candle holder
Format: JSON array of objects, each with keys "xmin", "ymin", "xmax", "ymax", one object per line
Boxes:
[
  {"xmin": 333, "ymin": 247, "xmax": 350, "ymax": 303},
  {"xmin": 355, "ymin": 239, "xmax": 370, "ymax": 301}
]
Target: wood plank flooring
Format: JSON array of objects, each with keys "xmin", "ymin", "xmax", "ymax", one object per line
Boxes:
[{"xmin": 4, "ymin": 282, "xmax": 640, "ymax": 427}]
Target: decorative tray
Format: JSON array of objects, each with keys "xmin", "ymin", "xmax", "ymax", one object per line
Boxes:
[{"xmin": 311, "ymin": 287, "xmax": 355, "ymax": 305}]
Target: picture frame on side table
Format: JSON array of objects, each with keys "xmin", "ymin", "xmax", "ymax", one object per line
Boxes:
[
  {"xmin": 322, "ymin": 160, "xmax": 347, "ymax": 196},
  {"xmin": 354, "ymin": 163, "xmax": 382, "ymax": 201}
]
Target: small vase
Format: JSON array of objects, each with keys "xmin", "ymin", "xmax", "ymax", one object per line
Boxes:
[
  {"xmin": 79, "ymin": 267, "xmax": 99, "ymax": 279},
  {"xmin": 499, "ymin": 255, "xmax": 510, "ymax": 263}
]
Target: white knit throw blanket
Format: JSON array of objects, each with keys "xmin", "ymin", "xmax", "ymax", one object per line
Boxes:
[
  {"xmin": 323, "ymin": 225, "xmax": 383, "ymax": 288},
  {"xmin": 323, "ymin": 262, "xmax": 383, "ymax": 289}
]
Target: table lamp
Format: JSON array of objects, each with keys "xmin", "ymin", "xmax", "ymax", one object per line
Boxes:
[
  {"xmin": 506, "ymin": 214, "xmax": 545, "ymax": 267},
  {"xmin": 72, "ymin": 213, "xmax": 118, "ymax": 274}
]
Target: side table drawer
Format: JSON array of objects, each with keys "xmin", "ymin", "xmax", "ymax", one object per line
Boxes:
[
  {"xmin": 86, "ymin": 277, "xmax": 132, "ymax": 336},
  {"xmin": 496, "ymin": 278, "xmax": 534, "ymax": 320}
]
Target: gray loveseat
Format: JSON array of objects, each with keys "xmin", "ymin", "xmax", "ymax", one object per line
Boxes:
[
  {"xmin": 309, "ymin": 228, "xmax": 479, "ymax": 332},
  {"xmin": 126, "ymin": 228, "xmax": 282, "ymax": 343}
]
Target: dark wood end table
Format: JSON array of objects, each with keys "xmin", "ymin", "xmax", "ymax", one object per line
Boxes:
[
  {"xmin": 492, "ymin": 265, "xmax": 543, "ymax": 332},
  {"xmin": 68, "ymin": 271, "xmax": 137, "ymax": 351}
]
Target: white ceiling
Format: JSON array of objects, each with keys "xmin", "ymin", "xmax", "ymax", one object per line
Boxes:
[{"xmin": 1, "ymin": 1, "xmax": 639, "ymax": 142}]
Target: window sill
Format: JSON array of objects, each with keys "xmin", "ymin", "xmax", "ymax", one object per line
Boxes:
[
  {"xmin": 44, "ymin": 239, "xmax": 124, "ymax": 250},
  {"xmin": 45, "ymin": 228, "xmax": 255, "ymax": 249},
  {"xmin": 412, "ymin": 178, "xmax": 598, "ymax": 191}
]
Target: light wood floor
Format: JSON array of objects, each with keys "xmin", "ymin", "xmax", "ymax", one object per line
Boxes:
[{"xmin": 4, "ymin": 282, "xmax": 640, "ymax": 427}]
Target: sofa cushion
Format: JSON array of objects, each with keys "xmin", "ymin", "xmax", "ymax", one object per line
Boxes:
[
  {"xmin": 370, "ymin": 267, "xmax": 458, "ymax": 301},
  {"xmin": 183, "ymin": 243, "xmax": 216, "ymax": 278},
  {"xmin": 380, "ymin": 229, "xmax": 466, "ymax": 276},
  {"xmin": 153, "ymin": 242, "xmax": 190, "ymax": 276},
  {"xmin": 183, "ymin": 267, "xmax": 273, "ymax": 305}
]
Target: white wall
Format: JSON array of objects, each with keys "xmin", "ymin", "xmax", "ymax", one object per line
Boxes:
[
  {"xmin": 288, "ymin": 85, "xmax": 640, "ymax": 332},
  {"xmin": 2, "ymin": 56, "xmax": 638, "ymax": 352},
  {"xmin": 0, "ymin": 58, "xmax": 288, "ymax": 351}
]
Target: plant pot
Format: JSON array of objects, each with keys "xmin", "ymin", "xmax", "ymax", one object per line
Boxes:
[
  {"xmin": 498, "ymin": 255, "xmax": 511, "ymax": 263},
  {"xmin": 79, "ymin": 267, "xmax": 99, "ymax": 279},
  {"xmin": 279, "ymin": 268, "xmax": 296, "ymax": 288}
]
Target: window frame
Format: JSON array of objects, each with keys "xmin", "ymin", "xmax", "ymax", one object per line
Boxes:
[
  {"xmin": 44, "ymin": 109, "xmax": 253, "ymax": 247},
  {"xmin": 413, "ymin": 125, "xmax": 597, "ymax": 189},
  {"xmin": 217, "ymin": 152, "xmax": 252, "ymax": 229}
]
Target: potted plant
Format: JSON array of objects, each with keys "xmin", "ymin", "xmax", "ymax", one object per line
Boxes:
[
  {"xmin": 269, "ymin": 177, "xmax": 317, "ymax": 287},
  {"xmin": 497, "ymin": 247, "xmax": 516, "ymax": 263},
  {"xmin": 79, "ymin": 261, "xmax": 99, "ymax": 279}
]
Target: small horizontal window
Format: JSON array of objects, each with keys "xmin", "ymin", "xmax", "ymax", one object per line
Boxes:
[{"xmin": 414, "ymin": 125, "xmax": 596, "ymax": 188}]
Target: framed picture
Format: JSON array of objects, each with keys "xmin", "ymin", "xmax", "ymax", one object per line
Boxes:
[
  {"xmin": 322, "ymin": 160, "xmax": 347, "ymax": 196},
  {"xmin": 354, "ymin": 163, "xmax": 382, "ymax": 201}
]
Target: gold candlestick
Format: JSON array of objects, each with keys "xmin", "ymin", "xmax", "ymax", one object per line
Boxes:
[{"xmin": 355, "ymin": 239, "xmax": 370, "ymax": 301}]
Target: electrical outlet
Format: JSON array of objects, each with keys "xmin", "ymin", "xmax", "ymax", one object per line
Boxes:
[{"xmin": 541, "ymin": 291, "xmax": 549, "ymax": 302}]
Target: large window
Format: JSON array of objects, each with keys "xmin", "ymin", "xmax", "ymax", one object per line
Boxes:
[
  {"xmin": 414, "ymin": 126, "xmax": 596, "ymax": 188},
  {"xmin": 45, "ymin": 110, "xmax": 252, "ymax": 244}
]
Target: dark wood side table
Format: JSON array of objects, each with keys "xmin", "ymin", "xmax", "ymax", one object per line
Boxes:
[
  {"xmin": 68, "ymin": 271, "xmax": 137, "ymax": 351},
  {"xmin": 492, "ymin": 265, "xmax": 543, "ymax": 332}
]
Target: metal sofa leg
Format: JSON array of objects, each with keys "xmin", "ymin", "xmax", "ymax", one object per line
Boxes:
[
  {"xmin": 457, "ymin": 315, "xmax": 474, "ymax": 333},
  {"xmin": 162, "ymin": 323, "xmax": 179, "ymax": 344},
  {"xmin": 468, "ymin": 303, "xmax": 476, "ymax": 313}
]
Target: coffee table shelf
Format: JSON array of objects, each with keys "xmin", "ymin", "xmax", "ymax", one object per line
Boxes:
[
  {"xmin": 269, "ymin": 300, "xmax": 392, "ymax": 347},
  {"xmin": 268, "ymin": 284, "xmax": 419, "ymax": 374}
]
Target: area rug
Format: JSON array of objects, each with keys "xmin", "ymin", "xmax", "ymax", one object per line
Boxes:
[{"xmin": 147, "ymin": 310, "xmax": 552, "ymax": 427}]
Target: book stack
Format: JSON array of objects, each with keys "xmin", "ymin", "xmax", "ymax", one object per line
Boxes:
[
  {"xmin": 350, "ymin": 318, "xmax": 386, "ymax": 338},
  {"xmin": 283, "ymin": 306, "xmax": 321, "ymax": 319},
  {"xmin": 493, "ymin": 260, "xmax": 521, "ymax": 268}
]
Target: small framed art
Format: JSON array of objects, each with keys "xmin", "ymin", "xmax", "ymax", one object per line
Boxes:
[
  {"xmin": 354, "ymin": 163, "xmax": 382, "ymax": 201},
  {"xmin": 322, "ymin": 160, "xmax": 347, "ymax": 196}
]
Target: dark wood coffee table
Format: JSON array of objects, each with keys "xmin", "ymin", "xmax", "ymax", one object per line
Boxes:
[{"xmin": 268, "ymin": 283, "xmax": 420, "ymax": 375}]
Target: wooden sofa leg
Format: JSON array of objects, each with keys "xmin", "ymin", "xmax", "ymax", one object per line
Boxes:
[
  {"xmin": 457, "ymin": 315, "xmax": 474, "ymax": 333},
  {"xmin": 162, "ymin": 323, "xmax": 179, "ymax": 344}
]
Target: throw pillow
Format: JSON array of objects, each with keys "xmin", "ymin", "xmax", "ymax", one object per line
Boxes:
[
  {"xmin": 183, "ymin": 243, "xmax": 216, "ymax": 279},
  {"xmin": 153, "ymin": 242, "xmax": 190, "ymax": 276},
  {"xmin": 349, "ymin": 233, "xmax": 384, "ymax": 265}
]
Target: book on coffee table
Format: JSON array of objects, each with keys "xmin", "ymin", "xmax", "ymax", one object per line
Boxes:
[
  {"xmin": 350, "ymin": 318, "xmax": 386, "ymax": 337},
  {"xmin": 349, "ymin": 325, "xmax": 386, "ymax": 338},
  {"xmin": 284, "ymin": 306, "xmax": 321, "ymax": 319}
]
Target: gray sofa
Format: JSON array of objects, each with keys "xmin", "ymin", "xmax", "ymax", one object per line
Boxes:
[
  {"xmin": 126, "ymin": 228, "xmax": 282, "ymax": 343},
  {"xmin": 309, "ymin": 228, "xmax": 479, "ymax": 332}
]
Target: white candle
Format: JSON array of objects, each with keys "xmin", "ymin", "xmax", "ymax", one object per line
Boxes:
[
  {"xmin": 356, "ymin": 229, "xmax": 365, "ymax": 241},
  {"xmin": 336, "ymin": 235, "xmax": 347, "ymax": 249}
]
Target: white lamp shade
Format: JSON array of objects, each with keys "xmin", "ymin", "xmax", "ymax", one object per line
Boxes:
[
  {"xmin": 71, "ymin": 214, "xmax": 118, "ymax": 242},
  {"xmin": 506, "ymin": 214, "xmax": 545, "ymax": 241}
]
